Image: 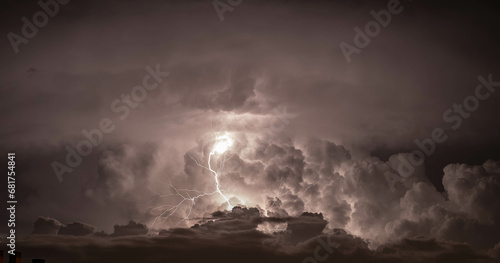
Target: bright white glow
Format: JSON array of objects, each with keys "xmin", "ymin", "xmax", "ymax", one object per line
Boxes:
[{"xmin": 213, "ymin": 134, "xmax": 233, "ymax": 154}]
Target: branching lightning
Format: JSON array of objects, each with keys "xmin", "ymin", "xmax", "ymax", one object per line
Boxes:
[
  {"xmin": 147, "ymin": 129, "xmax": 236, "ymax": 230},
  {"xmin": 147, "ymin": 177, "xmax": 220, "ymax": 229}
]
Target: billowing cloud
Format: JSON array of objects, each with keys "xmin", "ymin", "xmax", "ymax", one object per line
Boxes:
[
  {"xmin": 58, "ymin": 222, "xmax": 96, "ymax": 236},
  {"xmin": 112, "ymin": 220, "xmax": 148, "ymax": 236},
  {"xmin": 31, "ymin": 217, "xmax": 96, "ymax": 236},
  {"xmin": 31, "ymin": 217, "xmax": 63, "ymax": 235},
  {"xmin": 23, "ymin": 134, "xmax": 500, "ymax": 255},
  {"xmin": 70, "ymin": 132, "xmax": 500, "ymax": 252}
]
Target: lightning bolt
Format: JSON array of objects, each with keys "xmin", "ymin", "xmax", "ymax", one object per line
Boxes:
[
  {"xmin": 187, "ymin": 140, "xmax": 234, "ymax": 211},
  {"xmin": 210, "ymin": 153, "xmax": 231, "ymax": 208},
  {"xmin": 147, "ymin": 177, "xmax": 220, "ymax": 229},
  {"xmin": 147, "ymin": 128, "xmax": 235, "ymax": 230}
]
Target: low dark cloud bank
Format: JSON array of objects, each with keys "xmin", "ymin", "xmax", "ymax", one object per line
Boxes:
[{"xmin": 8, "ymin": 208, "xmax": 499, "ymax": 263}]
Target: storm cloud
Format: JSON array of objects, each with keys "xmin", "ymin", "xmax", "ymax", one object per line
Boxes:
[{"xmin": 1, "ymin": 0, "xmax": 500, "ymax": 262}]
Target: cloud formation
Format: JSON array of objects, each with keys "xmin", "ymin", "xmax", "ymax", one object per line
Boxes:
[
  {"xmin": 58, "ymin": 222, "xmax": 96, "ymax": 236},
  {"xmin": 112, "ymin": 220, "xmax": 148, "ymax": 236},
  {"xmin": 11, "ymin": 209, "xmax": 500, "ymax": 263}
]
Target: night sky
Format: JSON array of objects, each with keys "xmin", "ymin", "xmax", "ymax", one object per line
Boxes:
[{"xmin": 1, "ymin": 0, "xmax": 500, "ymax": 262}]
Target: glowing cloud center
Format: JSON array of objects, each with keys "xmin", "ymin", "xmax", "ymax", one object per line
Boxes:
[{"xmin": 212, "ymin": 134, "xmax": 233, "ymax": 154}]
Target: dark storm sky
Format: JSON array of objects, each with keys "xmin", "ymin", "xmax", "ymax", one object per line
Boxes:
[{"xmin": 1, "ymin": 0, "xmax": 500, "ymax": 262}]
